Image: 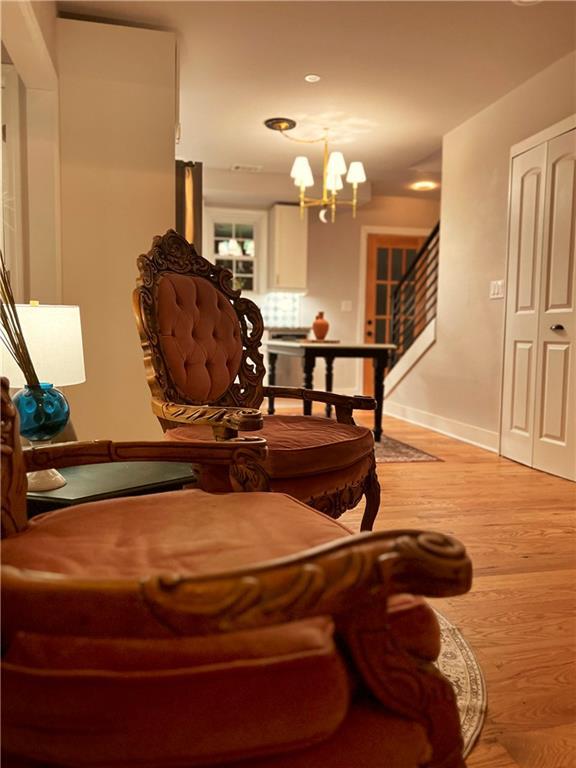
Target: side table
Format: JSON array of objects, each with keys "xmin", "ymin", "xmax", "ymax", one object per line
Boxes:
[{"xmin": 26, "ymin": 461, "xmax": 197, "ymax": 517}]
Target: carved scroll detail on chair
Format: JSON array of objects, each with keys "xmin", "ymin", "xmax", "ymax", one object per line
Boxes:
[
  {"xmin": 341, "ymin": 547, "xmax": 468, "ymax": 768},
  {"xmin": 139, "ymin": 530, "xmax": 471, "ymax": 636},
  {"xmin": 151, "ymin": 399, "xmax": 263, "ymax": 440},
  {"xmin": 308, "ymin": 456, "xmax": 380, "ymax": 531},
  {"xmin": 134, "ymin": 231, "xmax": 265, "ymax": 409},
  {"xmin": 229, "ymin": 447, "xmax": 270, "ymax": 492},
  {"xmin": 345, "ymin": 620, "xmax": 465, "ymax": 768},
  {"xmin": 0, "ymin": 378, "xmax": 28, "ymax": 537}
]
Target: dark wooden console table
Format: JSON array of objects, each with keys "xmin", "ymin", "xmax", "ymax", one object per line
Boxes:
[
  {"xmin": 27, "ymin": 461, "xmax": 197, "ymax": 517},
  {"xmin": 266, "ymin": 341, "xmax": 396, "ymax": 442}
]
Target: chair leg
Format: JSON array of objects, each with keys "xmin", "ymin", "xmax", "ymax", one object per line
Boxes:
[{"xmin": 360, "ymin": 460, "xmax": 381, "ymax": 532}]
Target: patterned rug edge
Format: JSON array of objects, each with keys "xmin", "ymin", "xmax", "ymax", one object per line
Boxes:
[
  {"xmin": 374, "ymin": 435, "xmax": 442, "ymax": 464},
  {"xmin": 434, "ymin": 609, "xmax": 487, "ymax": 758}
]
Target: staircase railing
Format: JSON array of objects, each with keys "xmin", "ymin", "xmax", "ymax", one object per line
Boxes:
[{"xmin": 390, "ymin": 222, "xmax": 440, "ymax": 368}]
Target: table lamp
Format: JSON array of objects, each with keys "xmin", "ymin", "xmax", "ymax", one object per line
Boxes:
[{"xmin": 0, "ymin": 303, "xmax": 85, "ymax": 491}]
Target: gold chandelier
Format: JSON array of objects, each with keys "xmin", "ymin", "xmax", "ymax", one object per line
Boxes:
[{"xmin": 265, "ymin": 117, "xmax": 367, "ymax": 223}]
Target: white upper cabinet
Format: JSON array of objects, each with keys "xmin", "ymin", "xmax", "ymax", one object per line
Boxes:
[{"xmin": 268, "ymin": 204, "xmax": 308, "ymax": 292}]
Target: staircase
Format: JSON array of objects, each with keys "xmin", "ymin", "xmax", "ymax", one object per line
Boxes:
[{"xmin": 390, "ymin": 222, "xmax": 440, "ymax": 369}]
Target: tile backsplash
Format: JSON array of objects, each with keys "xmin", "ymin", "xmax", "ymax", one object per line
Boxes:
[{"xmin": 259, "ymin": 292, "xmax": 302, "ymax": 328}]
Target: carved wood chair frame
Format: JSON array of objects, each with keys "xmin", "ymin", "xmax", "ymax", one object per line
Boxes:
[{"xmin": 133, "ymin": 231, "xmax": 382, "ymax": 530}]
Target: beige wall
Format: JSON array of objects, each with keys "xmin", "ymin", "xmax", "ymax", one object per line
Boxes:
[
  {"xmin": 387, "ymin": 51, "xmax": 576, "ymax": 449},
  {"xmin": 30, "ymin": 1, "xmax": 58, "ymax": 71},
  {"xmin": 2, "ymin": 0, "xmax": 60, "ymax": 304},
  {"xmin": 302, "ymin": 195, "xmax": 440, "ymax": 391},
  {"xmin": 58, "ymin": 19, "xmax": 176, "ymax": 441}
]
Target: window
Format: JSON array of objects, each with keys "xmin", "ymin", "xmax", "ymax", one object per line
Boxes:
[
  {"xmin": 213, "ymin": 222, "xmax": 255, "ymax": 291},
  {"xmin": 203, "ymin": 208, "xmax": 267, "ymax": 294}
]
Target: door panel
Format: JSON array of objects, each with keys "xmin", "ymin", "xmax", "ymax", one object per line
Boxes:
[
  {"xmin": 538, "ymin": 343, "xmax": 570, "ymax": 444},
  {"xmin": 516, "ymin": 170, "xmax": 541, "ymax": 312},
  {"xmin": 545, "ymin": 152, "xmax": 575, "ymax": 310},
  {"xmin": 532, "ymin": 128, "xmax": 576, "ymax": 480},
  {"xmin": 510, "ymin": 341, "xmax": 533, "ymax": 434},
  {"xmin": 501, "ymin": 143, "xmax": 547, "ymax": 466}
]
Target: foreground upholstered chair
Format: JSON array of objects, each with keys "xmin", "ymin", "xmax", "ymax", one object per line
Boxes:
[
  {"xmin": 133, "ymin": 230, "xmax": 381, "ymax": 530},
  {"xmin": 1, "ymin": 377, "xmax": 471, "ymax": 768}
]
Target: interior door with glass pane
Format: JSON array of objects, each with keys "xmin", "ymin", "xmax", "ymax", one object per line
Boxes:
[{"xmin": 363, "ymin": 234, "xmax": 424, "ymax": 394}]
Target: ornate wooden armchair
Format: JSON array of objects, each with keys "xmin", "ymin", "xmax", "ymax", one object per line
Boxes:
[
  {"xmin": 133, "ymin": 230, "xmax": 380, "ymax": 530},
  {"xmin": 1, "ymin": 377, "xmax": 471, "ymax": 768}
]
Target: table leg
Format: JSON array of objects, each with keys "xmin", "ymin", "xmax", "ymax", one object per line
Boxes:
[
  {"xmin": 268, "ymin": 352, "xmax": 277, "ymax": 415},
  {"xmin": 303, "ymin": 353, "xmax": 314, "ymax": 416},
  {"xmin": 325, "ymin": 354, "xmax": 335, "ymax": 418},
  {"xmin": 373, "ymin": 354, "xmax": 386, "ymax": 442}
]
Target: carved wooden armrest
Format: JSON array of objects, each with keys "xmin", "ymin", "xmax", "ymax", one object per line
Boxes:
[
  {"xmin": 24, "ymin": 438, "xmax": 269, "ymax": 493},
  {"xmin": 263, "ymin": 386, "xmax": 374, "ymax": 424},
  {"xmin": 151, "ymin": 398, "xmax": 263, "ymax": 439},
  {"xmin": 3, "ymin": 530, "xmax": 470, "ymax": 639}
]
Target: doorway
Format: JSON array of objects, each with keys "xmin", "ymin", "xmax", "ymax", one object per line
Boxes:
[{"xmin": 363, "ymin": 233, "xmax": 425, "ymax": 394}]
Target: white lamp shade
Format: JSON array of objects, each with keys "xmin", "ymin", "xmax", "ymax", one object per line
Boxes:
[
  {"xmin": 1, "ymin": 304, "xmax": 85, "ymax": 388},
  {"xmin": 346, "ymin": 161, "xmax": 366, "ymax": 184},
  {"xmin": 327, "ymin": 151, "xmax": 347, "ymax": 178},
  {"xmin": 295, "ymin": 166, "xmax": 314, "ymax": 188},
  {"xmin": 326, "ymin": 170, "xmax": 344, "ymax": 193},
  {"xmin": 290, "ymin": 156, "xmax": 314, "ymax": 187}
]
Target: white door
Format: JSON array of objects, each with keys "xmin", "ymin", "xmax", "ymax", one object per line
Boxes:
[
  {"xmin": 501, "ymin": 143, "xmax": 547, "ymax": 466},
  {"xmin": 532, "ymin": 129, "xmax": 576, "ymax": 480},
  {"xmin": 501, "ymin": 126, "xmax": 576, "ymax": 481}
]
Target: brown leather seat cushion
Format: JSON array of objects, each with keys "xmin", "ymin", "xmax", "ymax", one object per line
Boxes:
[
  {"xmin": 1, "ymin": 489, "xmax": 351, "ymax": 578},
  {"xmin": 166, "ymin": 415, "xmax": 374, "ymax": 477},
  {"xmin": 2, "ymin": 490, "xmax": 354, "ymax": 766}
]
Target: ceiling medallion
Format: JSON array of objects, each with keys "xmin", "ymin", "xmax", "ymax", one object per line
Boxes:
[{"xmin": 265, "ymin": 117, "xmax": 367, "ymax": 223}]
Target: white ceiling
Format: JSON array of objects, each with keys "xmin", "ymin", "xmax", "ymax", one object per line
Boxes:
[{"xmin": 58, "ymin": 1, "xmax": 576, "ymax": 204}]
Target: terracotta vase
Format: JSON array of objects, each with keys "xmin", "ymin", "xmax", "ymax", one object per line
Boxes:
[{"xmin": 312, "ymin": 311, "xmax": 329, "ymax": 340}]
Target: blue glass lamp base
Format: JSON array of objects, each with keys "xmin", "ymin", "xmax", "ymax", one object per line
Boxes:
[
  {"xmin": 13, "ymin": 383, "xmax": 70, "ymax": 442},
  {"xmin": 13, "ymin": 384, "xmax": 70, "ymax": 491}
]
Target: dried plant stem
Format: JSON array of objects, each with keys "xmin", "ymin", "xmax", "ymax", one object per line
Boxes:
[{"xmin": 0, "ymin": 250, "xmax": 40, "ymax": 387}]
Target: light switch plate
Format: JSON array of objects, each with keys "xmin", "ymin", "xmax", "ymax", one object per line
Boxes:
[
  {"xmin": 489, "ymin": 280, "xmax": 505, "ymax": 300},
  {"xmin": 340, "ymin": 300, "xmax": 353, "ymax": 312}
]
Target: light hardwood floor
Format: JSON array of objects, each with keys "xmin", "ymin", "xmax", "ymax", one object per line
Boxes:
[{"xmin": 339, "ymin": 412, "xmax": 576, "ymax": 768}]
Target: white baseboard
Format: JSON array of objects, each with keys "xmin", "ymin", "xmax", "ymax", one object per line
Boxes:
[{"xmin": 384, "ymin": 401, "xmax": 499, "ymax": 453}]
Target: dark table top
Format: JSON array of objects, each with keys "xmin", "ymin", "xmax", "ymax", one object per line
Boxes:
[{"xmin": 27, "ymin": 461, "xmax": 197, "ymax": 506}]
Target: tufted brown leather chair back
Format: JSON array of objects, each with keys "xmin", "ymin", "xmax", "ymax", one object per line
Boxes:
[
  {"xmin": 134, "ymin": 231, "xmax": 266, "ymax": 410},
  {"xmin": 156, "ymin": 274, "xmax": 243, "ymax": 402}
]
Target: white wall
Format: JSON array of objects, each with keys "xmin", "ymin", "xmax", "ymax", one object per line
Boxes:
[
  {"xmin": 302, "ymin": 195, "xmax": 439, "ymax": 392},
  {"xmin": 58, "ymin": 19, "xmax": 176, "ymax": 441},
  {"xmin": 387, "ymin": 52, "xmax": 576, "ymax": 450}
]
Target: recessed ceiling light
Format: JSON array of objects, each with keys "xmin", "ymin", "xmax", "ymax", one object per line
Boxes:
[
  {"xmin": 304, "ymin": 74, "xmax": 321, "ymax": 83},
  {"xmin": 410, "ymin": 180, "xmax": 438, "ymax": 192}
]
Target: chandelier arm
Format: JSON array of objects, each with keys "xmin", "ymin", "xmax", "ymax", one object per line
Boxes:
[{"xmin": 278, "ymin": 129, "xmax": 327, "ymax": 146}]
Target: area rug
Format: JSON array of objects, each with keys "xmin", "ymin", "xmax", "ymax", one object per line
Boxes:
[
  {"xmin": 374, "ymin": 434, "xmax": 442, "ymax": 463},
  {"xmin": 435, "ymin": 610, "xmax": 487, "ymax": 757}
]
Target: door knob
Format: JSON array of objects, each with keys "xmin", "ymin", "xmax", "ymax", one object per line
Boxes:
[
  {"xmin": 550, "ymin": 324, "xmax": 565, "ymax": 331},
  {"xmin": 366, "ymin": 331, "xmax": 373, "ymax": 338}
]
